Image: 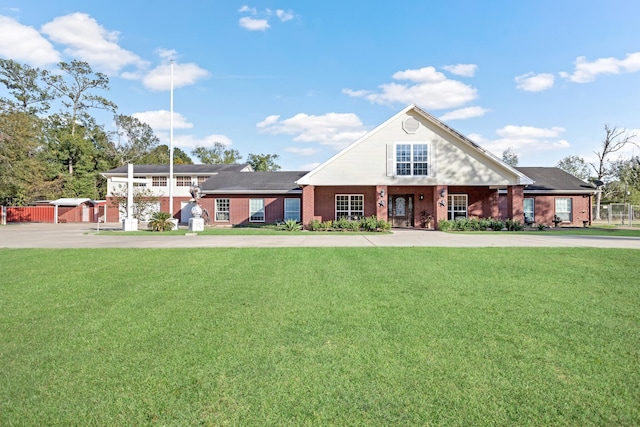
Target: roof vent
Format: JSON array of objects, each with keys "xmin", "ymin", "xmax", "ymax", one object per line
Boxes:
[{"xmin": 403, "ymin": 117, "xmax": 420, "ymax": 134}]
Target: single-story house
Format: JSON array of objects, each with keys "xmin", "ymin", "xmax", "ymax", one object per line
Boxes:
[{"xmin": 102, "ymin": 104, "xmax": 596, "ymax": 228}]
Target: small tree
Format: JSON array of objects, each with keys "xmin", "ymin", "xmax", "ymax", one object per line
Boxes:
[
  {"xmin": 557, "ymin": 155, "xmax": 591, "ymax": 181},
  {"xmin": 247, "ymin": 153, "xmax": 281, "ymax": 171},
  {"xmin": 109, "ymin": 184, "xmax": 161, "ymax": 221}
]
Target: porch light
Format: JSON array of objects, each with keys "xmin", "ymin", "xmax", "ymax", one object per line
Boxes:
[
  {"xmin": 379, "ymin": 189, "xmax": 385, "ymax": 197},
  {"xmin": 440, "ymin": 189, "xmax": 446, "ymax": 198},
  {"xmin": 419, "ymin": 192, "xmax": 424, "ymax": 200}
]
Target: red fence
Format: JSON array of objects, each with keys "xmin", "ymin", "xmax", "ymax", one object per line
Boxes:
[{"xmin": 6, "ymin": 206, "xmax": 55, "ymax": 223}]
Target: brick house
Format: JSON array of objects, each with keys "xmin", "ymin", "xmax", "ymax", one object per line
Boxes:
[{"xmin": 102, "ymin": 104, "xmax": 596, "ymax": 228}]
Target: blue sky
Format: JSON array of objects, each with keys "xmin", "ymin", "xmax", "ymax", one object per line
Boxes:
[{"xmin": 1, "ymin": 1, "xmax": 638, "ymax": 171}]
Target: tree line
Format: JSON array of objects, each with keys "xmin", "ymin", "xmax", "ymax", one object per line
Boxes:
[
  {"xmin": 502, "ymin": 125, "xmax": 638, "ymax": 213},
  {"xmin": 0, "ymin": 59, "xmax": 280, "ymax": 206}
]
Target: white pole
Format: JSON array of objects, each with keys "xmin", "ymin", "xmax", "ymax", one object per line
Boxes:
[
  {"xmin": 169, "ymin": 60, "xmax": 174, "ymax": 218},
  {"xmin": 127, "ymin": 163, "xmax": 134, "ymax": 221}
]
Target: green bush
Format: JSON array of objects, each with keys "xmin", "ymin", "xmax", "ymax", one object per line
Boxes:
[
  {"xmin": 360, "ymin": 215, "xmax": 379, "ymax": 232},
  {"xmin": 147, "ymin": 212, "xmax": 174, "ymax": 232},
  {"xmin": 308, "ymin": 219, "xmax": 321, "ymax": 231},
  {"xmin": 321, "ymin": 220, "xmax": 333, "ymax": 231},
  {"xmin": 490, "ymin": 219, "xmax": 505, "ymax": 231},
  {"xmin": 377, "ymin": 219, "xmax": 391, "ymax": 231},
  {"xmin": 334, "ymin": 217, "xmax": 351, "ymax": 230},
  {"xmin": 282, "ymin": 219, "xmax": 301, "ymax": 231},
  {"xmin": 506, "ymin": 218, "xmax": 524, "ymax": 231},
  {"xmin": 438, "ymin": 220, "xmax": 454, "ymax": 231}
]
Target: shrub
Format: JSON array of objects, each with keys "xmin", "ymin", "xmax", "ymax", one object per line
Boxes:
[
  {"xmin": 377, "ymin": 219, "xmax": 391, "ymax": 231},
  {"xmin": 321, "ymin": 220, "xmax": 333, "ymax": 231},
  {"xmin": 282, "ymin": 219, "xmax": 301, "ymax": 231},
  {"xmin": 147, "ymin": 212, "xmax": 174, "ymax": 232},
  {"xmin": 334, "ymin": 217, "xmax": 351, "ymax": 230},
  {"xmin": 479, "ymin": 218, "xmax": 492, "ymax": 230},
  {"xmin": 490, "ymin": 219, "xmax": 505, "ymax": 231},
  {"xmin": 348, "ymin": 220, "xmax": 361, "ymax": 232},
  {"xmin": 308, "ymin": 219, "xmax": 321, "ymax": 231},
  {"xmin": 438, "ymin": 220, "xmax": 454, "ymax": 231},
  {"xmin": 360, "ymin": 215, "xmax": 379, "ymax": 232},
  {"xmin": 537, "ymin": 223, "xmax": 547, "ymax": 231},
  {"xmin": 506, "ymin": 218, "xmax": 524, "ymax": 231}
]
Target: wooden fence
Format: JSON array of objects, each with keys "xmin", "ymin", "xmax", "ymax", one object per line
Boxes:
[{"xmin": 2, "ymin": 205, "xmax": 105, "ymax": 224}]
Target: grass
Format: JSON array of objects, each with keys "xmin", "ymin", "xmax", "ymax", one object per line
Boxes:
[{"xmin": 1, "ymin": 247, "xmax": 639, "ymax": 426}]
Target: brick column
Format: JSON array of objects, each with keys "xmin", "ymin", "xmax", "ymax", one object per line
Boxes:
[
  {"xmin": 507, "ymin": 185, "xmax": 524, "ymax": 221},
  {"xmin": 490, "ymin": 189, "xmax": 500, "ymax": 218},
  {"xmin": 434, "ymin": 186, "xmax": 448, "ymax": 228},
  {"xmin": 375, "ymin": 185, "xmax": 388, "ymax": 221},
  {"xmin": 301, "ymin": 185, "xmax": 315, "ymax": 227}
]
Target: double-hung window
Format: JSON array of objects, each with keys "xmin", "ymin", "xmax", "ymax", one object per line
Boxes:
[
  {"xmin": 215, "ymin": 198, "xmax": 230, "ymax": 221},
  {"xmin": 448, "ymin": 194, "xmax": 468, "ymax": 220},
  {"xmin": 335, "ymin": 195, "xmax": 364, "ymax": 220},
  {"xmin": 176, "ymin": 176, "xmax": 191, "ymax": 186},
  {"xmin": 395, "ymin": 143, "xmax": 429, "ymax": 176},
  {"xmin": 555, "ymin": 198, "xmax": 572, "ymax": 222},
  {"xmin": 524, "ymin": 198, "xmax": 535, "ymax": 223},
  {"xmin": 249, "ymin": 198, "xmax": 265, "ymax": 222},
  {"xmin": 284, "ymin": 198, "xmax": 301, "ymax": 221}
]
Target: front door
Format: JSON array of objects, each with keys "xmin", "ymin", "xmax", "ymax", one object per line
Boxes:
[{"xmin": 389, "ymin": 195, "xmax": 414, "ymax": 228}]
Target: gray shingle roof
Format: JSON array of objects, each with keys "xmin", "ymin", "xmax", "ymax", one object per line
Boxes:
[
  {"xmin": 102, "ymin": 164, "xmax": 251, "ymax": 175},
  {"xmin": 200, "ymin": 171, "xmax": 308, "ymax": 194},
  {"xmin": 516, "ymin": 167, "xmax": 596, "ymax": 193}
]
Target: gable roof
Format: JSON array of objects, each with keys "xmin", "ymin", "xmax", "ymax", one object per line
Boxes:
[
  {"xmin": 50, "ymin": 198, "xmax": 97, "ymax": 206},
  {"xmin": 515, "ymin": 167, "xmax": 596, "ymax": 194},
  {"xmin": 102, "ymin": 163, "xmax": 252, "ymax": 176},
  {"xmin": 199, "ymin": 171, "xmax": 307, "ymax": 194},
  {"xmin": 297, "ymin": 104, "xmax": 534, "ymax": 186}
]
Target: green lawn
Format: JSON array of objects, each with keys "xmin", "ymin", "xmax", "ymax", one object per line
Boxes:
[{"xmin": 1, "ymin": 248, "xmax": 639, "ymax": 426}]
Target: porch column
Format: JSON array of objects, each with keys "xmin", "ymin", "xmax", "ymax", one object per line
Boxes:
[
  {"xmin": 301, "ymin": 185, "xmax": 315, "ymax": 227},
  {"xmin": 434, "ymin": 185, "xmax": 448, "ymax": 228},
  {"xmin": 375, "ymin": 185, "xmax": 388, "ymax": 221},
  {"xmin": 507, "ymin": 185, "xmax": 524, "ymax": 221},
  {"xmin": 490, "ymin": 189, "xmax": 500, "ymax": 218}
]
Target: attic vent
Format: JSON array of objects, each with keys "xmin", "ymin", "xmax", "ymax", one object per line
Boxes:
[{"xmin": 403, "ymin": 117, "xmax": 420, "ymax": 134}]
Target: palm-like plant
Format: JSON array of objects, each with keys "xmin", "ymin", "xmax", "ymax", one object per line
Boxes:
[{"xmin": 147, "ymin": 212, "xmax": 174, "ymax": 232}]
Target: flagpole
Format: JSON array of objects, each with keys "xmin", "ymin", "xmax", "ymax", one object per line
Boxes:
[{"xmin": 169, "ymin": 60, "xmax": 174, "ymax": 219}]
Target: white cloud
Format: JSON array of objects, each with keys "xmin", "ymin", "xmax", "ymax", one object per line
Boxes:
[
  {"xmin": 284, "ymin": 146, "xmax": 319, "ymax": 156},
  {"xmin": 276, "ymin": 10, "xmax": 294, "ymax": 22},
  {"xmin": 132, "ymin": 110, "xmax": 193, "ymax": 131},
  {"xmin": 560, "ymin": 52, "xmax": 640, "ymax": 83},
  {"xmin": 142, "ymin": 60, "xmax": 210, "ymax": 91},
  {"xmin": 40, "ymin": 12, "xmax": 147, "ymax": 75},
  {"xmin": 238, "ymin": 5, "xmax": 257, "ymax": 14},
  {"xmin": 515, "ymin": 72, "xmax": 555, "ymax": 92},
  {"xmin": 0, "ymin": 16, "xmax": 60, "ymax": 66},
  {"xmin": 439, "ymin": 106, "xmax": 490, "ymax": 121},
  {"xmin": 257, "ymin": 112, "xmax": 367, "ymax": 150},
  {"xmin": 475, "ymin": 125, "xmax": 569, "ymax": 157},
  {"xmin": 343, "ymin": 66, "xmax": 478, "ymax": 110},
  {"xmin": 299, "ymin": 162, "xmax": 321, "ymax": 170},
  {"xmin": 239, "ymin": 16, "xmax": 270, "ymax": 31},
  {"xmin": 175, "ymin": 134, "xmax": 233, "ymax": 151},
  {"xmin": 442, "ymin": 64, "xmax": 477, "ymax": 77}
]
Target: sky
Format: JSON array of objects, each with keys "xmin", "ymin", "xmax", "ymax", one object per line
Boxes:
[{"xmin": 0, "ymin": 0, "xmax": 638, "ymax": 171}]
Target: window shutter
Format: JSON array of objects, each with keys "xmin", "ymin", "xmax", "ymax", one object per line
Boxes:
[{"xmin": 386, "ymin": 143, "xmax": 394, "ymax": 177}]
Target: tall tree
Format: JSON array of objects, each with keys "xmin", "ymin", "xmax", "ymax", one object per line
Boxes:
[
  {"xmin": 501, "ymin": 147, "xmax": 518, "ymax": 167},
  {"xmin": 0, "ymin": 59, "xmax": 52, "ymax": 114},
  {"xmin": 591, "ymin": 124, "xmax": 637, "ymax": 219},
  {"xmin": 247, "ymin": 153, "xmax": 281, "ymax": 171},
  {"xmin": 192, "ymin": 142, "xmax": 242, "ymax": 164},
  {"xmin": 142, "ymin": 145, "xmax": 193, "ymax": 165},
  {"xmin": 43, "ymin": 60, "xmax": 117, "ymax": 138},
  {"xmin": 0, "ymin": 111, "xmax": 49, "ymax": 204},
  {"xmin": 101, "ymin": 115, "xmax": 160, "ymax": 167},
  {"xmin": 556, "ymin": 155, "xmax": 591, "ymax": 181}
]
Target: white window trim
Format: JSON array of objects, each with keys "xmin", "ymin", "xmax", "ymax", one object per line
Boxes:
[
  {"xmin": 524, "ymin": 198, "xmax": 535, "ymax": 223},
  {"xmin": 335, "ymin": 194, "xmax": 364, "ymax": 220},
  {"xmin": 215, "ymin": 198, "xmax": 230, "ymax": 222},
  {"xmin": 448, "ymin": 194, "xmax": 468, "ymax": 220},
  {"xmin": 393, "ymin": 142, "xmax": 431, "ymax": 177},
  {"xmin": 249, "ymin": 198, "xmax": 265, "ymax": 223},
  {"xmin": 555, "ymin": 198, "xmax": 572, "ymax": 222}
]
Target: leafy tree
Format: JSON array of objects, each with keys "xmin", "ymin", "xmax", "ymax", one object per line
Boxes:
[
  {"xmin": 109, "ymin": 184, "xmax": 161, "ymax": 221},
  {"xmin": 556, "ymin": 155, "xmax": 591, "ymax": 181},
  {"xmin": 591, "ymin": 124, "xmax": 637, "ymax": 219},
  {"xmin": 192, "ymin": 142, "xmax": 242, "ymax": 164},
  {"xmin": 142, "ymin": 145, "xmax": 193, "ymax": 164},
  {"xmin": 0, "ymin": 110, "xmax": 49, "ymax": 204},
  {"xmin": 102, "ymin": 114, "xmax": 160, "ymax": 167},
  {"xmin": 43, "ymin": 60, "xmax": 117, "ymax": 138},
  {"xmin": 0, "ymin": 59, "xmax": 52, "ymax": 114},
  {"xmin": 247, "ymin": 153, "xmax": 281, "ymax": 171},
  {"xmin": 608, "ymin": 157, "xmax": 640, "ymax": 204},
  {"xmin": 501, "ymin": 147, "xmax": 518, "ymax": 167}
]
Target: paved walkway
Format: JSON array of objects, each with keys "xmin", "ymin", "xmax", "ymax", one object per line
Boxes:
[{"xmin": 2, "ymin": 222, "xmax": 640, "ymax": 249}]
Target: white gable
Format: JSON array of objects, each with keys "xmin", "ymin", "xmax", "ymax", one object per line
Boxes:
[{"xmin": 297, "ymin": 105, "xmax": 532, "ymax": 187}]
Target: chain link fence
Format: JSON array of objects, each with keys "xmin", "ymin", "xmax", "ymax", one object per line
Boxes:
[{"xmin": 592, "ymin": 203, "xmax": 640, "ymax": 226}]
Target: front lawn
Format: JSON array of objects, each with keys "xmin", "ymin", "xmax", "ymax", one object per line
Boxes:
[{"xmin": 1, "ymin": 248, "xmax": 638, "ymax": 426}]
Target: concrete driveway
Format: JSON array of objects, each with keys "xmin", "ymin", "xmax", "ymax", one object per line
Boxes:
[{"xmin": 2, "ymin": 222, "xmax": 640, "ymax": 249}]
